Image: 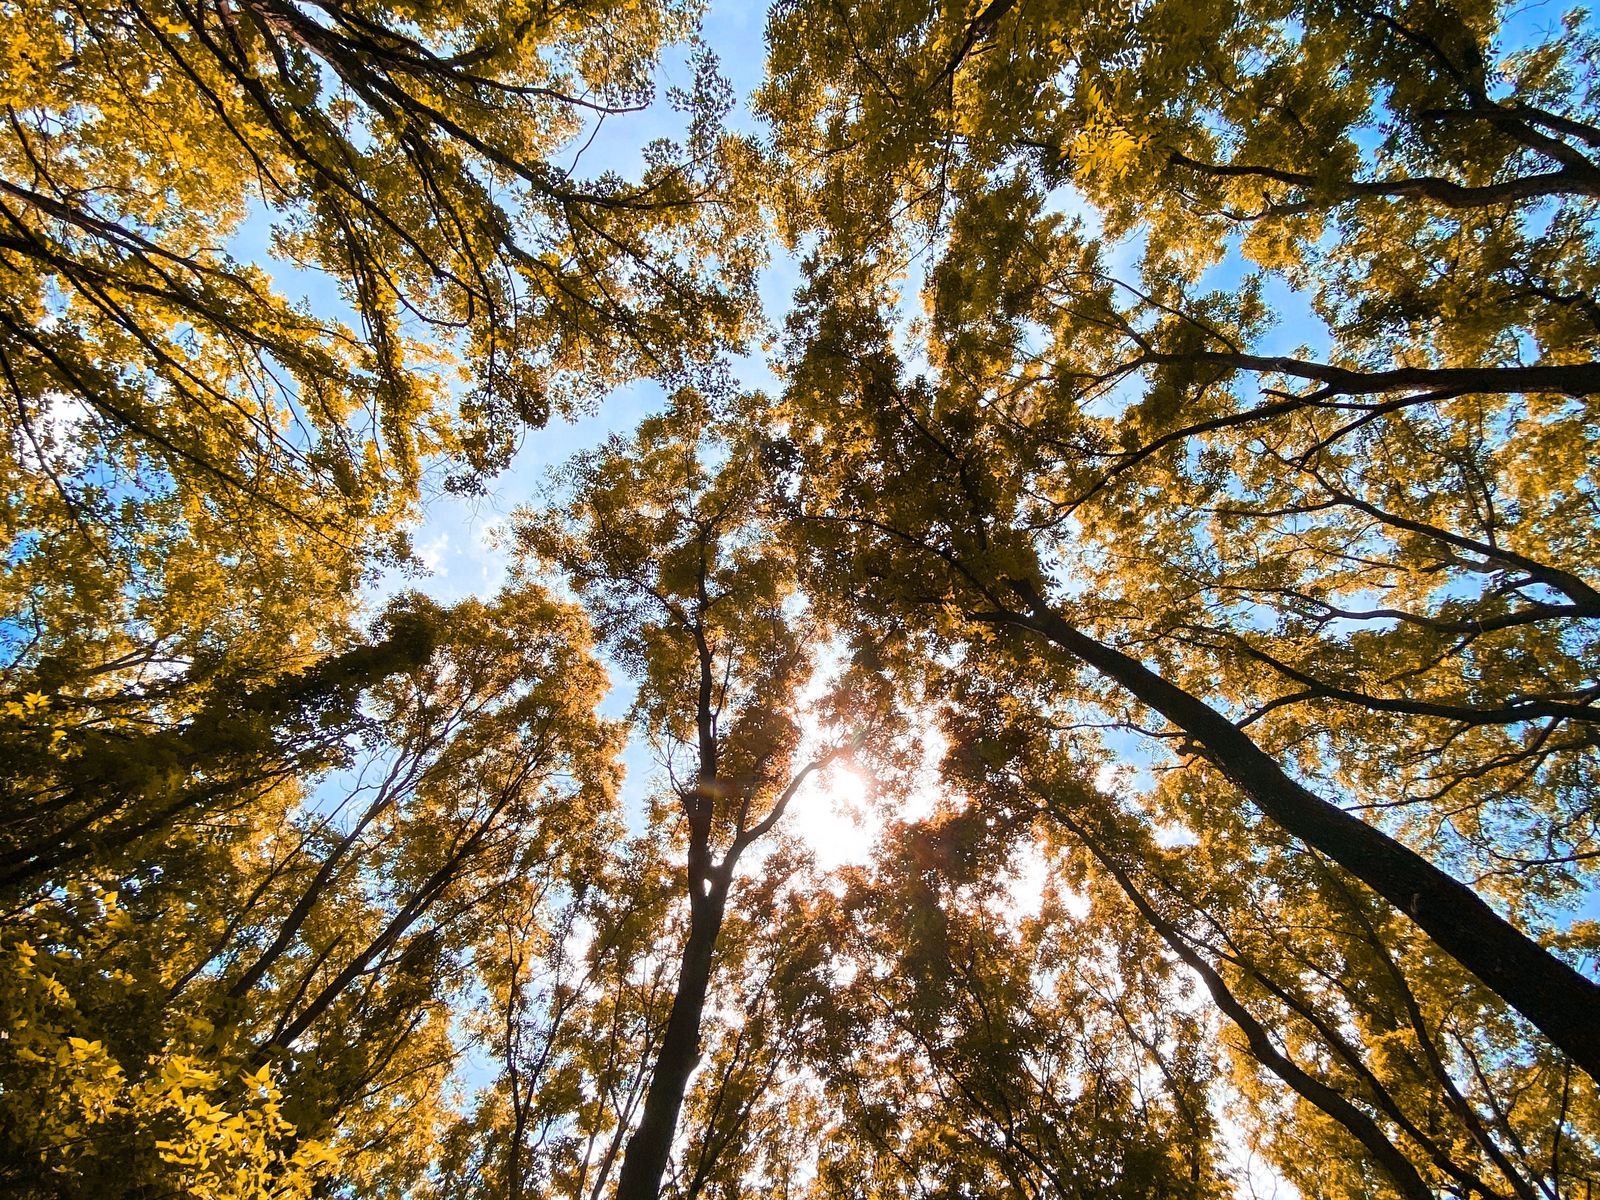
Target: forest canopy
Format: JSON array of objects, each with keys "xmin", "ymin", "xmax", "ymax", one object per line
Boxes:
[{"xmin": 1, "ymin": 0, "xmax": 1597, "ymax": 1198}]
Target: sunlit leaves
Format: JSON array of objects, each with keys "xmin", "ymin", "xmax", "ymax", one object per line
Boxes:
[{"xmin": 764, "ymin": 0, "xmax": 1600, "ymax": 1191}]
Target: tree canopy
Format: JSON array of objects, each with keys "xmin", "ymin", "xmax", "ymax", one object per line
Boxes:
[{"xmin": 2, "ymin": 0, "xmax": 1597, "ymax": 1198}]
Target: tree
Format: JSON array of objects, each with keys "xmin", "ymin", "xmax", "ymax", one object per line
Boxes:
[
  {"xmin": 7, "ymin": 0, "xmax": 1600, "ymax": 1194},
  {"xmin": 0, "ymin": 587, "xmax": 620, "ymax": 1197},
  {"xmin": 941, "ymin": 655, "xmax": 1597, "ymax": 1199},
  {"xmin": 429, "ymin": 825, "xmax": 684, "ymax": 1200},
  {"xmin": 0, "ymin": 603, "xmax": 436, "ymax": 892},
  {"xmin": 781, "ymin": 804, "xmax": 1227, "ymax": 1200},
  {"xmin": 2, "ymin": 0, "xmax": 758, "ymax": 488},
  {"xmin": 514, "ymin": 393, "xmax": 854, "ymax": 1200},
  {"xmin": 0, "ymin": 3, "xmax": 763, "ymax": 1184},
  {"xmin": 1, "ymin": 0, "xmax": 761, "ymax": 810},
  {"xmin": 763, "ymin": 0, "xmax": 1600, "ymax": 1078}
]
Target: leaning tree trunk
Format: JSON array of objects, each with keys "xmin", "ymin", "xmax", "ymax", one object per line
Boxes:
[{"xmin": 1003, "ymin": 582, "xmax": 1600, "ymax": 1081}]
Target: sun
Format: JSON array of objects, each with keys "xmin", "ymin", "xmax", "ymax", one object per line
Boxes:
[{"xmin": 785, "ymin": 762, "xmax": 876, "ymax": 871}]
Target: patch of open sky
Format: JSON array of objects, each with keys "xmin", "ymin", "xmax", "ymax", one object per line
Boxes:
[
  {"xmin": 226, "ymin": 207, "xmax": 353, "ymax": 329},
  {"xmin": 1500, "ymin": 0, "xmax": 1594, "ymax": 54},
  {"xmin": 0, "ymin": 536, "xmax": 49, "ymax": 669},
  {"xmin": 1250, "ymin": 260, "xmax": 1334, "ymax": 360}
]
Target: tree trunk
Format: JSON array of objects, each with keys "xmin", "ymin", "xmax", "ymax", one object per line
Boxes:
[
  {"xmin": 1050, "ymin": 807, "xmax": 1436, "ymax": 1200},
  {"xmin": 614, "ymin": 883, "xmax": 729, "ymax": 1200},
  {"xmin": 1006, "ymin": 585, "xmax": 1600, "ymax": 1081}
]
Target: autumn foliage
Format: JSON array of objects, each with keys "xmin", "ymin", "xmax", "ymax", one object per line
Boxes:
[{"xmin": 2, "ymin": 0, "xmax": 1597, "ymax": 1197}]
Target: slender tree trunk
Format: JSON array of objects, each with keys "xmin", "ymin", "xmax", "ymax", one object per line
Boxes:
[
  {"xmin": 1003, "ymin": 583, "xmax": 1600, "ymax": 1081},
  {"xmin": 615, "ymin": 884, "xmax": 729, "ymax": 1200},
  {"xmin": 1049, "ymin": 807, "xmax": 1436, "ymax": 1200}
]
